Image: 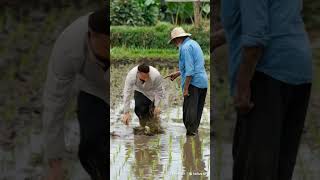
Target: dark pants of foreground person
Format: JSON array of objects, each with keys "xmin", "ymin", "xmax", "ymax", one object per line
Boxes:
[
  {"xmin": 134, "ymin": 90, "xmax": 155, "ymax": 127},
  {"xmin": 233, "ymin": 71, "xmax": 311, "ymax": 180},
  {"xmin": 183, "ymin": 84, "xmax": 207, "ymax": 134},
  {"xmin": 77, "ymin": 91, "xmax": 108, "ymax": 180}
]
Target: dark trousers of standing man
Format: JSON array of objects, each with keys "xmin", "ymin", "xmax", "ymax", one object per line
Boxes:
[
  {"xmin": 183, "ymin": 84, "xmax": 207, "ymax": 134},
  {"xmin": 233, "ymin": 71, "xmax": 311, "ymax": 180},
  {"xmin": 77, "ymin": 91, "xmax": 108, "ymax": 180},
  {"xmin": 134, "ymin": 90, "xmax": 155, "ymax": 127}
]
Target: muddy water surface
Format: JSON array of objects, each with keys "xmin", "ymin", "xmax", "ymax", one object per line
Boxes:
[{"xmin": 110, "ymin": 63, "xmax": 211, "ymax": 180}]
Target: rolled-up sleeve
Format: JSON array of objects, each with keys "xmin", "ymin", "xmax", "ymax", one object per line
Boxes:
[
  {"xmin": 154, "ymin": 76, "xmax": 165, "ymax": 107},
  {"xmin": 123, "ymin": 72, "xmax": 135, "ymax": 113},
  {"xmin": 182, "ymin": 47, "xmax": 195, "ymax": 76},
  {"xmin": 240, "ymin": 0, "xmax": 270, "ymax": 47}
]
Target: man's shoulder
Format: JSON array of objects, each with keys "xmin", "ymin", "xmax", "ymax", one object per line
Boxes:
[
  {"xmin": 150, "ymin": 66, "xmax": 161, "ymax": 75},
  {"xmin": 51, "ymin": 14, "xmax": 91, "ymax": 59},
  {"xmin": 54, "ymin": 14, "xmax": 90, "ymax": 47},
  {"xmin": 188, "ymin": 39, "xmax": 201, "ymax": 47},
  {"xmin": 61, "ymin": 14, "xmax": 89, "ymax": 35},
  {"xmin": 149, "ymin": 66, "xmax": 162, "ymax": 82},
  {"xmin": 181, "ymin": 38, "xmax": 197, "ymax": 49},
  {"xmin": 127, "ymin": 66, "xmax": 138, "ymax": 77},
  {"xmin": 183, "ymin": 39, "xmax": 202, "ymax": 52},
  {"xmin": 130, "ymin": 66, "xmax": 138, "ymax": 72}
]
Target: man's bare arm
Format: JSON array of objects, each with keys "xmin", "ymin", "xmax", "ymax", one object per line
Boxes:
[
  {"xmin": 184, "ymin": 76, "xmax": 192, "ymax": 96},
  {"xmin": 212, "ymin": 28, "xmax": 226, "ymax": 50},
  {"xmin": 235, "ymin": 46, "xmax": 263, "ymax": 113}
]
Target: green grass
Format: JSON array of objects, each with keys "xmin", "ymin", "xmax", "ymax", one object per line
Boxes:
[
  {"xmin": 111, "ymin": 22, "xmax": 210, "ymax": 52},
  {"xmin": 111, "ymin": 47, "xmax": 210, "ymax": 62}
]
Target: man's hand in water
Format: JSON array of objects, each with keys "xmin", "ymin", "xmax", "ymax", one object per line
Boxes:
[
  {"xmin": 46, "ymin": 159, "xmax": 64, "ymax": 180},
  {"xmin": 122, "ymin": 112, "xmax": 131, "ymax": 125},
  {"xmin": 154, "ymin": 107, "xmax": 161, "ymax": 116},
  {"xmin": 165, "ymin": 71, "xmax": 180, "ymax": 81}
]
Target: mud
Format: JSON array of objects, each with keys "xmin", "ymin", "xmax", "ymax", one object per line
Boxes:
[{"xmin": 110, "ymin": 63, "xmax": 211, "ymax": 179}]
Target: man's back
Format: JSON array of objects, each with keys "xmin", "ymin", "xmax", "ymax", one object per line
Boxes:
[{"xmin": 179, "ymin": 37, "xmax": 208, "ymax": 90}]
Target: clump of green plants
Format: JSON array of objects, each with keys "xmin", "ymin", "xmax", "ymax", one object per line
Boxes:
[
  {"xmin": 111, "ymin": 0, "xmax": 160, "ymax": 26},
  {"xmin": 133, "ymin": 115, "xmax": 164, "ymax": 136}
]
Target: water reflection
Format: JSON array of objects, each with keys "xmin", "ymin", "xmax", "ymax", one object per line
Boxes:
[
  {"xmin": 183, "ymin": 135, "xmax": 207, "ymax": 180},
  {"xmin": 110, "ymin": 122, "xmax": 210, "ymax": 180},
  {"xmin": 110, "ymin": 63, "xmax": 210, "ymax": 180},
  {"xmin": 132, "ymin": 135, "xmax": 163, "ymax": 179}
]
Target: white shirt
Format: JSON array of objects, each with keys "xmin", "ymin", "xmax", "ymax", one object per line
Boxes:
[
  {"xmin": 42, "ymin": 14, "xmax": 109, "ymax": 160},
  {"xmin": 123, "ymin": 66, "xmax": 165, "ymax": 113}
]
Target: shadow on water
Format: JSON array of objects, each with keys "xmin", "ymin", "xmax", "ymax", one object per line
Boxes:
[{"xmin": 110, "ymin": 63, "xmax": 211, "ymax": 180}]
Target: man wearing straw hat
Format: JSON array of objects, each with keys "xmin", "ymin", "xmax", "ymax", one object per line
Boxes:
[{"xmin": 166, "ymin": 27, "xmax": 208, "ymax": 136}]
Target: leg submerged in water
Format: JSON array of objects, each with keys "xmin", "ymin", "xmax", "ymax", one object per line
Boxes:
[
  {"xmin": 133, "ymin": 90, "xmax": 164, "ymax": 135},
  {"xmin": 183, "ymin": 85, "xmax": 207, "ymax": 135},
  {"xmin": 134, "ymin": 91, "xmax": 153, "ymax": 127}
]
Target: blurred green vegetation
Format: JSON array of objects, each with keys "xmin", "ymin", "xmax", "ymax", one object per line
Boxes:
[
  {"xmin": 111, "ymin": 0, "xmax": 146, "ymax": 26},
  {"xmin": 165, "ymin": 1, "xmax": 210, "ymax": 24},
  {"xmin": 111, "ymin": 0, "xmax": 159, "ymax": 26},
  {"xmin": 110, "ymin": 0, "xmax": 210, "ymax": 26},
  {"xmin": 111, "ymin": 47, "xmax": 210, "ymax": 62},
  {"xmin": 111, "ymin": 47, "xmax": 178, "ymax": 60},
  {"xmin": 111, "ymin": 22, "xmax": 210, "ymax": 52}
]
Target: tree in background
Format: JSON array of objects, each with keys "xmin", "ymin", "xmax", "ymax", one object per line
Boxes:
[{"xmin": 110, "ymin": 0, "xmax": 210, "ymax": 26}]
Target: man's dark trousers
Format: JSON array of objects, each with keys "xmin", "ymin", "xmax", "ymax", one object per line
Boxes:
[
  {"xmin": 77, "ymin": 91, "xmax": 108, "ymax": 180},
  {"xmin": 233, "ymin": 71, "xmax": 311, "ymax": 180},
  {"xmin": 183, "ymin": 84, "xmax": 207, "ymax": 134},
  {"xmin": 134, "ymin": 90, "xmax": 154, "ymax": 126}
]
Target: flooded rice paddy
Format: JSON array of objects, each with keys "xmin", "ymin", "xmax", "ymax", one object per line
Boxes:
[{"xmin": 110, "ymin": 63, "xmax": 211, "ymax": 180}]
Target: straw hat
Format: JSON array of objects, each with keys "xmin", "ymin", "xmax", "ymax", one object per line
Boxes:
[{"xmin": 168, "ymin": 27, "xmax": 191, "ymax": 44}]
